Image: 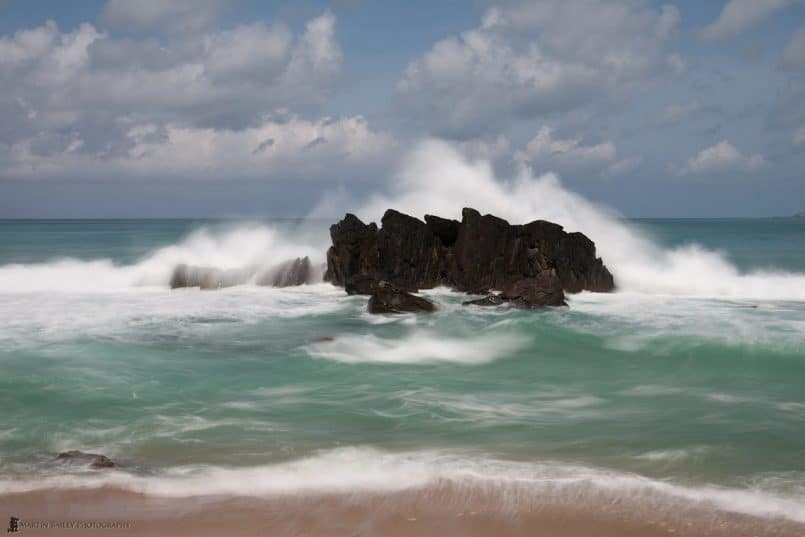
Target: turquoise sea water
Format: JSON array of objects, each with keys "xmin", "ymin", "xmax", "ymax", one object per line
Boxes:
[{"xmin": 0, "ymin": 217, "xmax": 804, "ymax": 521}]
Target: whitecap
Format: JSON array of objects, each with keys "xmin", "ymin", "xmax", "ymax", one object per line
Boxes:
[{"xmin": 303, "ymin": 330, "xmax": 530, "ymax": 365}]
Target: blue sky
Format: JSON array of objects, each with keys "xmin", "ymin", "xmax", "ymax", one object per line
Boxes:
[{"xmin": 0, "ymin": 0, "xmax": 804, "ymax": 218}]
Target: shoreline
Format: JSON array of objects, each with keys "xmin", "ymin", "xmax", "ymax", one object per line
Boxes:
[{"xmin": 2, "ymin": 486, "xmax": 803, "ymax": 537}]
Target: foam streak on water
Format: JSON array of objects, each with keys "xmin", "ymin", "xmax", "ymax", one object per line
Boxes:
[{"xmin": 1, "ymin": 448, "xmax": 804, "ymax": 524}]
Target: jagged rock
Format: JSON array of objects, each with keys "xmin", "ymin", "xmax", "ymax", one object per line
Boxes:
[
  {"xmin": 462, "ymin": 294, "xmax": 506, "ymax": 307},
  {"xmin": 325, "ymin": 207, "xmax": 614, "ymax": 306},
  {"xmin": 345, "ymin": 274, "xmax": 380, "ymax": 295},
  {"xmin": 325, "ymin": 214, "xmax": 381, "ymax": 295},
  {"xmin": 553, "ymin": 233, "xmax": 615, "ymax": 293},
  {"xmin": 56, "ymin": 450, "xmax": 116, "ymax": 469},
  {"xmin": 367, "ymin": 282, "xmax": 437, "ymax": 314}
]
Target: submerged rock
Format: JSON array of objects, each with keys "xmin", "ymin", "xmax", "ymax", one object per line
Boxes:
[
  {"xmin": 56, "ymin": 450, "xmax": 116, "ymax": 470},
  {"xmin": 169, "ymin": 264, "xmax": 249, "ymax": 289},
  {"xmin": 499, "ymin": 271, "xmax": 567, "ymax": 308},
  {"xmin": 461, "ymin": 271, "xmax": 567, "ymax": 308},
  {"xmin": 255, "ymin": 257, "xmax": 312, "ymax": 287},
  {"xmin": 325, "ymin": 207, "xmax": 614, "ymax": 308},
  {"xmin": 367, "ymin": 282, "xmax": 437, "ymax": 314},
  {"xmin": 170, "ymin": 257, "xmax": 314, "ymax": 289},
  {"xmin": 462, "ymin": 294, "xmax": 505, "ymax": 307}
]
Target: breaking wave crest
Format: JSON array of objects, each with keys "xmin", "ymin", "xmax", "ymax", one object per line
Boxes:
[
  {"xmin": 313, "ymin": 140, "xmax": 805, "ymax": 301},
  {"xmin": 3, "ymin": 140, "xmax": 805, "ymax": 301},
  {"xmin": 1, "ymin": 447, "xmax": 803, "ymax": 523},
  {"xmin": 304, "ymin": 329, "xmax": 530, "ymax": 365},
  {"xmin": 0, "ymin": 224, "xmax": 326, "ymax": 293}
]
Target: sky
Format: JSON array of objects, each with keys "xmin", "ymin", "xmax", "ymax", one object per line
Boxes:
[{"xmin": 0, "ymin": 0, "xmax": 804, "ymax": 218}]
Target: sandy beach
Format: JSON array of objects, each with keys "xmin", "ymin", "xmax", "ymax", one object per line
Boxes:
[{"xmin": 3, "ymin": 486, "xmax": 804, "ymax": 537}]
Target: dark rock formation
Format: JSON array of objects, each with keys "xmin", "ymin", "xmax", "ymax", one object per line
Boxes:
[
  {"xmin": 367, "ymin": 282, "xmax": 437, "ymax": 314},
  {"xmin": 462, "ymin": 271, "xmax": 567, "ymax": 308},
  {"xmin": 325, "ymin": 208, "xmax": 614, "ymax": 309},
  {"xmin": 499, "ymin": 271, "xmax": 567, "ymax": 308},
  {"xmin": 325, "ymin": 214, "xmax": 380, "ymax": 294},
  {"xmin": 170, "ymin": 257, "xmax": 314, "ymax": 289},
  {"xmin": 56, "ymin": 450, "xmax": 116, "ymax": 469}
]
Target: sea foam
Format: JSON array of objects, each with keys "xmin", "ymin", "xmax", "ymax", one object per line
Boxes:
[
  {"xmin": 3, "ymin": 140, "xmax": 805, "ymax": 301},
  {"xmin": 1, "ymin": 447, "xmax": 803, "ymax": 523},
  {"xmin": 312, "ymin": 140, "xmax": 805, "ymax": 301},
  {"xmin": 304, "ymin": 329, "xmax": 530, "ymax": 365},
  {"xmin": 0, "ymin": 224, "xmax": 325, "ymax": 293}
]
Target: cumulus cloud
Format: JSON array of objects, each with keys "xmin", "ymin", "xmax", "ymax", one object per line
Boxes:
[
  {"xmin": 680, "ymin": 140, "xmax": 767, "ymax": 175},
  {"xmin": 515, "ymin": 127, "xmax": 616, "ymax": 168},
  {"xmin": 101, "ymin": 0, "xmax": 226, "ymax": 34},
  {"xmin": 397, "ymin": 0, "xmax": 682, "ymax": 137},
  {"xmin": 2, "ymin": 114, "xmax": 396, "ymax": 180},
  {"xmin": 512, "ymin": 127, "xmax": 640, "ymax": 177},
  {"xmin": 0, "ymin": 12, "xmax": 353, "ymax": 179},
  {"xmin": 782, "ymin": 27, "xmax": 805, "ymax": 70},
  {"xmin": 700, "ymin": 0, "xmax": 793, "ymax": 41},
  {"xmin": 607, "ymin": 156, "xmax": 643, "ymax": 176}
]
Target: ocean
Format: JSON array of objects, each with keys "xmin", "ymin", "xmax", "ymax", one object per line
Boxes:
[{"xmin": 1, "ymin": 213, "xmax": 804, "ymax": 527}]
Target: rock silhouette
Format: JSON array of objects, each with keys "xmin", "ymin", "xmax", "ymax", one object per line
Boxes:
[{"xmin": 326, "ymin": 208, "xmax": 614, "ymax": 309}]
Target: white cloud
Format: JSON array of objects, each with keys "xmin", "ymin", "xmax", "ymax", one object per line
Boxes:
[
  {"xmin": 700, "ymin": 0, "xmax": 793, "ymax": 41},
  {"xmin": 607, "ymin": 156, "xmax": 643, "ymax": 176},
  {"xmin": 515, "ymin": 127, "xmax": 641, "ymax": 177},
  {"xmin": 2, "ymin": 115, "xmax": 396, "ymax": 180},
  {"xmin": 0, "ymin": 13, "xmax": 342, "ymax": 154},
  {"xmin": 397, "ymin": 0, "xmax": 682, "ymax": 137},
  {"xmin": 515, "ymin": 127, "xmax": 616, "ymax": 169},
  {"xmin": 101, "ymin": 0, "xmax": 226, "ymax": 34},
  {"xmin": 680, "ymin": 140, "xmax": 767, "ymax": 175},
  {"xmin": 782, "ymin": 27, "xmax": 805, "ymax": 70},
  {"xmin": 0, "ymin": 13, "xmax": 394, "ymax": 182}
]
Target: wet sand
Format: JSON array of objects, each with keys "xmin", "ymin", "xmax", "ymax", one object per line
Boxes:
[{"xmin": 2, "ymin": 486, "xmax": 803, "ymax": 537}]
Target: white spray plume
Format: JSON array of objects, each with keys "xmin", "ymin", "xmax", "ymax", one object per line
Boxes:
[{"xmin": 329, "ymin": 139, "xmax": 805, "ymax": 300}]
